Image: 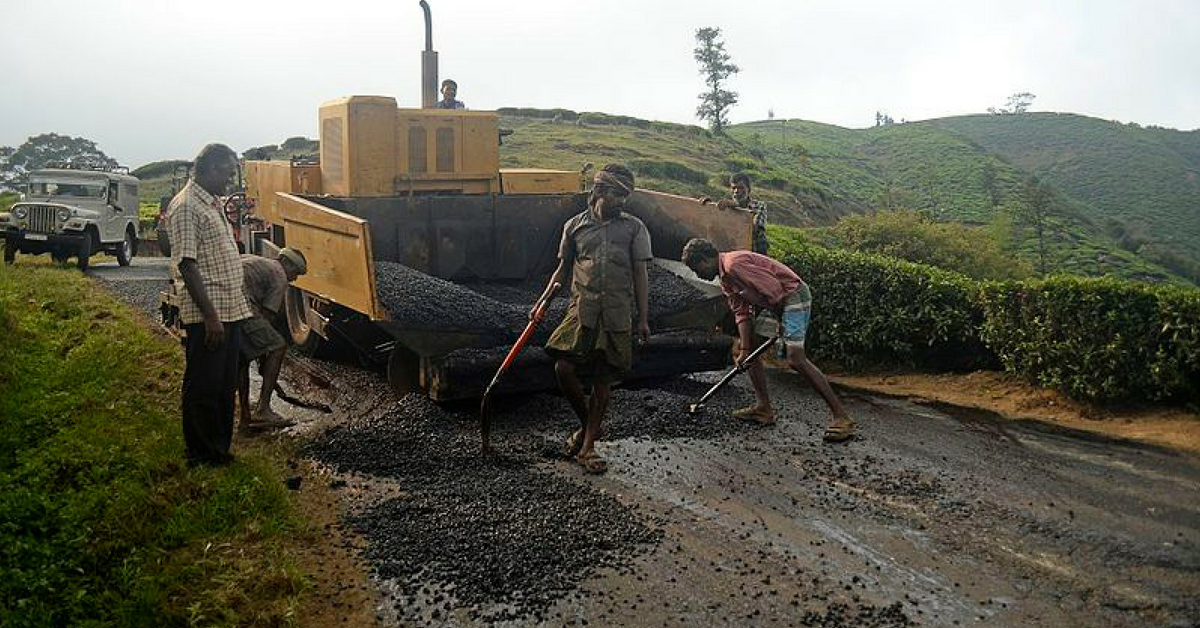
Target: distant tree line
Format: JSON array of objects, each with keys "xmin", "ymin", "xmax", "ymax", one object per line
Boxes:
[{"xmin": 0, "ymin": 133, "xmax": 117, "ymax": 191}]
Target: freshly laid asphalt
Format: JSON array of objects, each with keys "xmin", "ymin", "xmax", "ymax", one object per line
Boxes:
[{"xmin": 95, "ymin": 256, "xmax": 1200, "ymax": 628}]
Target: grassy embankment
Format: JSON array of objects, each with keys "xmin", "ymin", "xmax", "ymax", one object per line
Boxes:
[{"xmin": 0, "ymin": 263, "xmax": 307, "ymax": 627}]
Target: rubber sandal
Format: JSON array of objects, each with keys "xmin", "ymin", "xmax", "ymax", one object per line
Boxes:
[
  {"xmin": 823, "ymin": 419, "xmax": 856, "ymax": 442},
  {"xmin": 562, "ymin": 429, "xmax": 584, "ymax": 458},
  {"xmin": 733, "ymin": 406, "xmax": 776, "ymax": 425},
  {"xmin": 243, "ymin": 418, "xmax": 295, "ymax": 432},
  {"xmin": 731, "ymin": 405, "xmax": 759, "ymax": 419},
  {"xmin": 576, "ymin": 451, "xmax": 609, "ymax": 475}
]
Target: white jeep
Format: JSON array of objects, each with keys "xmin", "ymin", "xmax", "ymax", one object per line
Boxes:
[{"xmin": 1, "ymin": 163, "xmax": 140, "ymax": 271}]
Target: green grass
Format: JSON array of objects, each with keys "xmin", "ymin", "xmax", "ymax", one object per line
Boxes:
[
  {"xmin": 1, "ymin": 191, "xmax": 17, "ymax": 212},
  {"xmin": 0, "ymin": 264, "xmax": 307, "ymax": 627}
]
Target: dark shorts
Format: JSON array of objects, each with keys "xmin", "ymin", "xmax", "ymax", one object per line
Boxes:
[{"xmin": 240, "ymin": 315, "xmax": 286, "ymax": 362}]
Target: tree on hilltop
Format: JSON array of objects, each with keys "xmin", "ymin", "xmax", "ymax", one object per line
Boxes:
[
  {"xmin": 694, "ymin": 27, "xmax": 739, "ymax": 134},
  {"xmin": 988, "ymin": 92, "xmax": 1036, "ymax": 115}
]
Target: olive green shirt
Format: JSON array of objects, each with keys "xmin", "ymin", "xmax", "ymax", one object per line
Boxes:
[{"xmin": 558, "ymin": 208, "xmax": 652, "ymax": 332}]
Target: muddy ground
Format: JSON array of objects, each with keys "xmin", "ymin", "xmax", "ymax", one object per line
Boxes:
[{"xmin": 92, "ymin": 258, "xmax": 1200, "ymax": 628}]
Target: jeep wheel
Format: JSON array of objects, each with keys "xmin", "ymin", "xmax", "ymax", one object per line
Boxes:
[
  {"xmin": 116, "ymin": 229, "xmax": 135, "ymax": 266},
  {"xmin": 2, "ymin": 241, "xmax": 14, "ymax": 264},
  {"xmin": 76, "ymin": 234, "xmax": 93, "ymax": 271}
]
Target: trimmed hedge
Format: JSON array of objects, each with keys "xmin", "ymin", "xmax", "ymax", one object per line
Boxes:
[
  {"xmin": 779, "ymin": 243, "xmax": 987, "ymax": 371},
  {"xmin": 773, "ymin": 235, "xmax": 1200, "ymax": 403},
  {"xmin": 979, "ymin": 277, "xmax": 1200, "ymax": 402}
]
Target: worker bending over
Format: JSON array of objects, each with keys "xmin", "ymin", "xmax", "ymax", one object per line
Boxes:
[
  {"xmin": 681, "ymin": 238, "xmax": 855, "ymax": 442},
  {"xmin": 237, "ymin": 248, "xmax": 307, "ymax": 433},
  {"xmin": 536, "ymin": 164, "xmax": 651, "ymax": 473}
]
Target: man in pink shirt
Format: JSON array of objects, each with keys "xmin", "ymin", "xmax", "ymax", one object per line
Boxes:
[{"xmin": 681, "ymin": 238, "xmax": 855, "ymax": 441}]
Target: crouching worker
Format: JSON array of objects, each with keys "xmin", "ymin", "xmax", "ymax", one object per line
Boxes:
[
  {"xmin": 237, "ymin": 247, "xmax": 307, "ymax": 433},
  {"xmin": 681, "ymin": 238, "xmax": 855, "ymax": 442},
  {"xmin": 536, "ymin": 164, "xmax": 652, "ymax": 474}
]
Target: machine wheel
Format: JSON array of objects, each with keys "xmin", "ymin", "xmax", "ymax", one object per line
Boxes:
[
  {"xmin": 2, "ymin": 241, "xmax": 14, "ymax": 264},
  {"xmin": 285, "ymin": 286, "xmax": 324, "ymax": 355},
  {"xmin": 387, "ymin": 345, "xmax": 421, "ymax": 397},
  {"xmin": 76, "ymin": 233, "xmax": 93, "ymax": 271},
  {"xmin": 116, "ymin": 229, "xmax": 135, "ymax": 266}
]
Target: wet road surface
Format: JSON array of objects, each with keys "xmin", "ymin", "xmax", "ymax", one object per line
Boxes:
[
  {"xmin": 93, "ymin": 265, "xmax": 1200, "ymax": 628},
  {"xmin": 289, "ymin": 359, "xmax": 1200, "ymax": 628}
]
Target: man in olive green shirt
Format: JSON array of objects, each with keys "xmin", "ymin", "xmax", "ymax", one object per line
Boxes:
[{"xmin": 536, "ymin": 164, "xmax": 651, "ymax": 474}]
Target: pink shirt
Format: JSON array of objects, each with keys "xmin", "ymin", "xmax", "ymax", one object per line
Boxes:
[{"xmin": 718, "ymin": 251, "xmax": 803, "ymax": 325}]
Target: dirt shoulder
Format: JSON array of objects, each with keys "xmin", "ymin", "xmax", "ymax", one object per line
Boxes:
[{"xmin": 828, "ymin": 369, "xmax": 1200, "ymax": 456}]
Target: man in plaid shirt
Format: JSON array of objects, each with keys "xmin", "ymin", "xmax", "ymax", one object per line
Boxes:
[{"xmin": 167, "ymin": 143, "xmax": 253, "ymax": 467}]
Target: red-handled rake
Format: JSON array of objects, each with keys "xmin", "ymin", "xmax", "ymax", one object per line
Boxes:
[{"xmin": 479, "ymin": 282, "xmax": 561, "ymax": 454}]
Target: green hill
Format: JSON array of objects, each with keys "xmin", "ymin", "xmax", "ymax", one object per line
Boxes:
[
  {"xmin": 926, "ymin": 113, "xmax": 1200, "ymax": 279},
  {"xmin": 494, "ymin": 110, "xmax": 1185, "ymax": 283},
  {"xmin": 131, "ymin": 109, "xmax": 1197, "ymax": 285}
]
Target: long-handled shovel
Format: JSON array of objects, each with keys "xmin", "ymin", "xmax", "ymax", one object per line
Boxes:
[
  {"xmin": 687, "ymin": 336, "xmax": 778, "ymax": 414},
  {"xmin": 479, "ymin": 282, "xmax": 561, "ymax": 454}
]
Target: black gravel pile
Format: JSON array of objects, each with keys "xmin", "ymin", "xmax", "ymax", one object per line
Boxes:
[
  {"xmin": 303, "ymin": 393, "xmax": 664, "ymax": 623},
  {"xmin": 362, "ymin": 469, "xmax": 661, "ymax": 624},
  {"xmin": 447, "ymin": 261, "xmax": 710, "ymax": 342},
  {"xmin": 646, "ymin": 262, "xmax": 706, "ymax": 322},
  {"xmin": 374, "ymin": 262, "xmax": 526, "ymax": 333}
]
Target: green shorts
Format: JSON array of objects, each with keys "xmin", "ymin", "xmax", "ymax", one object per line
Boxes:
[
  {"xmin": 544, "ymin": 306, "xmax": 634, "ymax": 384},
  {"xmin": 240, "ymin": 315, "xmax": 286, "ymax": 362}
]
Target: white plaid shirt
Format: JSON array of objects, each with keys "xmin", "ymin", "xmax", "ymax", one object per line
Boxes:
[{"xmin": 167, "ymin": 181, "xmax": 252, "ymax": 324}]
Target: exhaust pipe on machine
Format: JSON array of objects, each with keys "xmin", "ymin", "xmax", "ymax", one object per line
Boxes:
[{"xmin": 419, "ymin": 0, "xmax": 438, "ymax": 108}]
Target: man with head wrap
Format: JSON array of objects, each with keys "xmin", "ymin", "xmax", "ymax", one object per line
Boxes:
[{"xmin": 533, "ymin": 164, "xmax": 651, "ymax": 474}]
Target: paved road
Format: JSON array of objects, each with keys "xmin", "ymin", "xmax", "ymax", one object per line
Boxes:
[
  {"xmin": 91, "ymin": 269, "xmax": 1200, "ymax": 628},
  {"xmin": 87, "ymin": 256, "xmax": 171, "ymax": 319},
  {"xmin": 288, "ymin": 360, "xmax": 1200, "ymax": 628}
]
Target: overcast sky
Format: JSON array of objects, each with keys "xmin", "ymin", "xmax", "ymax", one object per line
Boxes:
[{"xmin": 2, "ymin": 0, "xmax": 1197, "ymax": 167}]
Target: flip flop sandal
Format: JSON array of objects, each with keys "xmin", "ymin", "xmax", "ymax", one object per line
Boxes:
[
  {"xmin": 823, "ymin": 420, "xmax": 856, "ymax": 443},
  {"xmin": 562, "ymin": 429, "xmax": 585, "ymax": 458},
  {"xmin": 733, "ymin": 406, "xmax": 776, "ymax": 425},
  {"xmin": 576, "ymin": 451, "xmax": 609, "ymax": 475}
]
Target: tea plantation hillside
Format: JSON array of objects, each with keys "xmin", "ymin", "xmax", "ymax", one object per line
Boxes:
[{"xmin": 927, "ymin": 113, "xmax": 1200, "ymax": 279}]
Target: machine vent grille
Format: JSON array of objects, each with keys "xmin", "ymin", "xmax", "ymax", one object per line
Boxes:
[
  {"xmin": 436, "ymin": 127, "xmax": 455, "ymax": 173},
  {"xmin": 322, "ymin": 118, "xmax": 344, "ymax": 185},
  {"xmin": 408, "ymin": 127, "xmax": 427, "ymax": 173}
]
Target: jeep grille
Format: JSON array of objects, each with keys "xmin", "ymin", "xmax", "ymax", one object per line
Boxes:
[{"xmin": 26, "ymin": 206, "xmax": 62, "ymax": 234}]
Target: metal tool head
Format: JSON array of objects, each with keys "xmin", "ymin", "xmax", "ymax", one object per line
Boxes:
[
  {"xmin": 688, "ymin": 403, "xmax": 705, "ymax": 415},
  {"xmin": 479, "ymin": 391, "xmax": 493, "ymax": 456}
]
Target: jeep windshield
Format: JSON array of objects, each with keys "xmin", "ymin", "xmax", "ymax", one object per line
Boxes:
[{"xmin": 27, "ymin": 180, "xmax": 107, "ymax": 199}]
